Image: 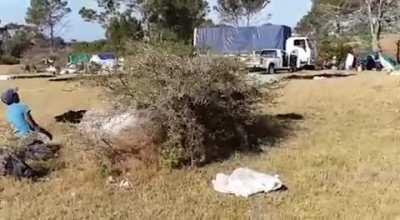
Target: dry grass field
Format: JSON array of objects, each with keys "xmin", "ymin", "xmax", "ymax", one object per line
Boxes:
[
  {"xmin": 0, "ymin": 65, "xmax": 25, "ymax": 76},
  {"xmin": 0, "ymin": 71, "xmax": 400, "ymax": 219}
]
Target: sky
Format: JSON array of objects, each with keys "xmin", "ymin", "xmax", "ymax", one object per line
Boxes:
[{"xmin": 0, "ymin": 0, "xmax": 312, "ymax": 42}]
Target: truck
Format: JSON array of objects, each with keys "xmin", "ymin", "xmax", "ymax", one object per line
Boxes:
[{"xmin": 194, "ymin": 24, "xmax": 314, "ymax": 73}]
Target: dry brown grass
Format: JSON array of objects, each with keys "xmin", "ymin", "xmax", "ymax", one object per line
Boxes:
[
  {"xmin": 1, "ymin": 72, "xmax": 400, "ymax": 219},
  {"xmin": 0, "ymin": 65, "xmax": 25, "ymax": 75}
]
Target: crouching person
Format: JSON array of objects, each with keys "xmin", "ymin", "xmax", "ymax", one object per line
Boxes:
[
  {"xmin": 0, "ymin": 88, "xmax": 56, "ymax": 179},
  {"xmin": 1, "ymin": 88, "xmax": 52, "ymax": 145}
]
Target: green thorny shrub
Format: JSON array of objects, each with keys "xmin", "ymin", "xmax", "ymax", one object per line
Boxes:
[
  {"xmin": 319, "ymin": 36, "xmax": 354, "ymax": 65},
  {"xmin": 98, "ymin": 45, "xmax": 263, "ymax": 168}
]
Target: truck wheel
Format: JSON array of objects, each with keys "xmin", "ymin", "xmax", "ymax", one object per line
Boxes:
[{"xmin": 267, "ymin": 64, "xmax": 275, "ymax": 74}]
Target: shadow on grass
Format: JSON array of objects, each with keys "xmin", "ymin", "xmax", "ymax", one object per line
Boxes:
[
  {"xmin": 53, "ymin": 108, "xmax": 304, "ymax": 169},
  {"xmin": 203, "ymin": 112, "xmax": 303, "ymax": 166},
  {"xmin": 248, "ymin": 113, "xmax": 303, "ymax": 148},
  {"xmin": 285, "ymin": 73, "xmax": 355, "ymax": 80}
]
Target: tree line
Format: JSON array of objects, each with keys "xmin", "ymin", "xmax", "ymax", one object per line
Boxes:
[
  {"xmin": 24, "ymin": 0, "xmax": 272, "ymax": 51},
  {"xmin": 297, "ymin": 0, "xmax": 400, "ymax": 60}
]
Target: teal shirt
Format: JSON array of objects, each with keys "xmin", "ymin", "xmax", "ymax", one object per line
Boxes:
[{"xmin": 5, "ymin": 103, "xmax": 32, "ymax": 137}]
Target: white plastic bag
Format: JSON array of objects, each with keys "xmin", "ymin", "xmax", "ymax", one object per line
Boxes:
[
  {"xmin": 345, "ymin": 53, "xmax": 355, "ymax": 71},
  {"xmin": 212, "ymin": 168, "xmax": 283, "ymax": 198}
]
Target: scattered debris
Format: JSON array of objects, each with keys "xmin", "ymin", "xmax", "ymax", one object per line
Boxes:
[
  {"xmin": 275, "ymin": 113, "xmax": 304, "ymax": 121},
  {"xmin": 0, "ymin": 75, "xmax": 12, "ymax": 81},
  {"xmin": 48, "ymin": 74, "xmax": 108, "ymax": 82},
  {"xmin": 285, "ymin": 73, "xmax": 355, "ymax": 80},
  {"xmin": 60, "ymin": 66, "xmax": 79, "ymax": 75},
  {"xmin": 22, "ymin": 141, "xmax": 59, "ymax": 161},
  {"xmin": 118, "ymin": 179, "xmax": 133, "ymax": 190},
  {"xmin": 212, "ymin": 167, "xmax": 284, "ymax": 198},
  {"xmin": 45, "ymin": 65, "xmax": 57, "ymax": 75},
  {"xmin": 313, "ymin": 76, "xmax": 326, "ymax": 80},
  {"xmin": 12, "ymin": 73, "xmax": 55, "ymax": 79},
  {"xmin": 107, "ymin": 176, "xmax": 116, "ymax": 184},
  {"xmin": 106, "ymin": 176, "xmax": 133, "ymax": 191},
  {"xmin": 0, "ymin": 73, "xmax": 55, "ymax": 81},
  {"xmin": 48, "ymin": 74, "xmax": 83, "ymax": 82}
]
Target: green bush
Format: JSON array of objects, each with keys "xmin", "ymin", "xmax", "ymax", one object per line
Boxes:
[
  {"xmin": 1, "ymin": 30, "xmax": 32, "ymax": 58},
  {"xmin": 98, "ymin": 44, "xmax": 261, "ymax": 168},
  {"xmin": 71, "ymin": 40, "xmax": 112, "ymax": 54},
  {"xmin": 123, "ymin": 40, "xmax": 194, "ymax": 57},
  {"xmin": 0, "ymin": 55, "xmax": 20, "ymax": 65},
  {"xmin": 319, "ymin": 37, "xmax": 353, "ymax": 64},
  {"xmin": 107, "ymin": 15, "xmax": 144, "ymax": 53}
]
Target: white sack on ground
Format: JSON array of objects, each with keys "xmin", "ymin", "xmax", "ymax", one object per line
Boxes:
[
  {"xmin": 79, "ymin": 109, "xmax": 153, "ymax": 142},
  {"xmin": 212, "ymin": 168, "xmax": 283, "ymax": 198},
  {"xmin": 345, "ymin": 53, "xmax": 354, "ymax": 71}
]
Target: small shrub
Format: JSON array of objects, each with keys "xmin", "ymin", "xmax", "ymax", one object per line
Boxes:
[
  {"xmin": 319, "ymin": 37, "xmax": 353, "ymax": 65},
  {"xmin": 98, "ymin": 44, "xmax": 262, "ymax": 168},
  {"xmin": 0, "ymin": 55, "xmax": 20, "ymax": 65},
  {"xmin": 2, "ymin": 30, "xmax": 32, "ymax": 58},
  {"xmin": 124, "ymin": 40, "xmax": 194, "ymax": 57}
]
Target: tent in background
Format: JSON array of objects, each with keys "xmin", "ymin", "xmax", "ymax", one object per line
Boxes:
[
  {"xmin": 68, "ymin": 53, "xmax": 91, "ymax": 65},
  {"xmin": 90, "ymin": 52, "xmax": 117, "ymax": 70}
]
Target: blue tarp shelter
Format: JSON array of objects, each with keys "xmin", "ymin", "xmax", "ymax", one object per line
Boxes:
[
  {"xmin": 98, "ymin": 53, "xmax": 116, "ymax": 60},
  {"xmin": 194, "ymin": 24, "xmax": 292, "ymax": 54}
]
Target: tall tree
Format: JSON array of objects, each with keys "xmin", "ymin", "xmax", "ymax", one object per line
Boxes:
[
  {"xmin": 214, "ymin": 0, "xmax": 243, "ymax": 26},
  {"xmin": 139, "ymin": 0, "xmax": 209, "ymax": 42},
  {"xmin": 107, "ymin": 14, "xmax": 144, "ymax": 51},
  {"xmin": 241, "ymin": 0, "xmax": 270, "ymax": 26},
  {"xmin": 214, "ymin": 0, "xmax": 271, "ymax": 26},
  {"xmin": 80, "ymin": 0, "xmax": 144, "ymax": 49},
  {"xmin": 26, "ymin": 0, "xmax": 71, "ymax": 51},
  {"xmin": 364, "ymin": 0, "xmax": 399, "ymax": 51},
  {"xmin": 298, "ymin": 0, "xmax": 400, "ymax": 53},
  {"xmin": 79, "ymin": 0, "xmax": 136, "ymax": 28}
]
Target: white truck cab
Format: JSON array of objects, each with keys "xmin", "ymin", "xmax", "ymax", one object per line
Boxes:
[
  {"xmin": 245, "ymin": 37, "xmax": 314, "ymax": 74},
  {"xmin": 286, "ymin": 37, "xmax": 314, "ymax": 67}
]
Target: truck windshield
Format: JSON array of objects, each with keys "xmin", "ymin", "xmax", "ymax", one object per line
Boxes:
[{"xmin": 260, "ymin": 50, "xmax": 277, "ymax": 58}]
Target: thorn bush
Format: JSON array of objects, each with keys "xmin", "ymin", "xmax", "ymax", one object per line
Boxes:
[{"xmin": 98, "ymin": 44, "xmax": 263, "ymax": 168}]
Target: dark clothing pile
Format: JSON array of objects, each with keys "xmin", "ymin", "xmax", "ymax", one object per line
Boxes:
[{"xmin": 0, "ymin": 141, "xmax": 57, "ymax": 179}]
